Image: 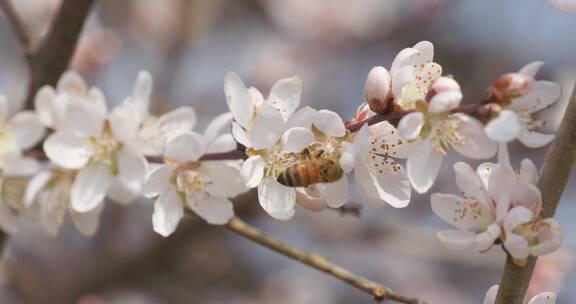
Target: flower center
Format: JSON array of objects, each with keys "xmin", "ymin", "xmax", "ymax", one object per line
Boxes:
[
  {"xmin": 176, "ymin": 167, "xmax": 212, "ymax": 201},
  {"xmin": 429, "ymin": 115, "xmax": 466, "ymax": 155}
]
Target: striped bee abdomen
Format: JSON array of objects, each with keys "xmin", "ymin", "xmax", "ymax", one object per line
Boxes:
[{"xmin": 277, "ymin": 161, "xmax": 320, "ymax": 187}]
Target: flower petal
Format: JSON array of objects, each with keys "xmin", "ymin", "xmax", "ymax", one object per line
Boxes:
[
  {"xmin": 527, "ymin": 292, "xmax": 557, "ymax": 304},
  {"xmin": 152, "ymin": 189, "xmax": 184, "ymax": 237},
  {"xmin": 251, "ymin": 106, "xmax": 285, "ymax": 150},
  {"xmin": 241, "ymin": 155, "xmax": 265, "ymax": 188},
  {"xmin": 143, "ymin": 163, "xmax": 175, "ymax": 198},
  {"xmin": 153, "ymin": 106, "xmax": 197, "ymax": 142},
  {"xmin": 107, "ymin": 149, "xmax": 148, "ymax": 204},
  {"xmin": 191, "ymin": 197, "xmax": 234, "ymax": 225},
  {"xmin": 232, "ymin": 121, "xmax": 251, "ymax": 147},
  {"xmin": 485, "ymin": 110, "xmax": 522, "ymax": 142},
  {"xmin": 200, "ymin": 161, "xmax": 247, "ymax": 198},
  {"xmin": 391, "ymin": 47, "xmax": 419, "ymax": 73},
  {"xmin": 428, "ymin": 91, "xmax": 462, "ymax": 113},
  {"xmin": 39, "ymin": 189, "xmax": 66, "ymax": 237},
  {"xmin": 206, "ymin": 134, "xmax": 237, "ymax": 153},
  {"xmin": 204, "ymin": 112, "xmax": 233, "ymax": 144},
  {"xmin": 133, "ymin": 70, "xmax": 152, "ymax": 109},
  {"xmin": 504, "ymin": 206, "xmax": 534, "ymax": 233},
  {"xmin": 370, "ymin": 121, "xmax": 409, "ymax": 158},
  {"xmin": 295, "ymin": 187, "xmax": 327, "ymax": 212},
  {"xmin": 436, "ymin": 230, "xmax": 476, "ymax": 250},
  {"xmin": 398, "ymin": 112, "xmax": 424, "ymax": 141},
  {"xmin": 317, "ymin": 176, "xmax": 348, "ymax": 208},
  {"xmin": 285, "ymin": 106, "xmax": 317, "ymax": 129},
  {"xmin": 519, "ymin": 159, "xmax": 538, "ymax": 185},
  {"xmin": 453, "ymin": 162, "xmax": 490, "ymax": 206},
  {"xmin": 518, "ymin": 61, "xmax": 544, "ymax": 77},
  {"xmin": 475, "ymin": 223, "xmax": 501, "ymax": 252},
  {"xmin": 366, "ymin": 155, "xmax": 411, "ymax": 208},
  {"xmin": 64, "ymin": 98, "xmax": 106, "ymax": 137},
  {"xmin": 510, "ymin": 81, "xmax": 561, "ymax": 113},
  {"xmin": 24, "ymin": 170, "xmax": 53, "ymax": 207},
  {"xmin": 313, "ymin": 110, "xmax": 345, "ymax": 137},
  {"xmin": 511, "ymin": 183, "xmax": 542, "ymax": 213},
  {"xmin": 164, "ymin": 131, "xmax": 205, "ymax": 162},
  {"xmin": 258, "ymin": 177, "xmax": 295, "ymax": 220},
  {"xmin": 108, "ymin": 97, "xmax": 148, "ymax": 144},
  {"xmin": 452, "ymin": 113, "xmax": 497, "ymax": 159},
  {"xmin": 70, "ymin": 203, "xmax": 104, "ymax": 237},
  {"xmin": 224, "ymin": 72, "xmax": 254, "ymax": 128},
  {"xmin": 407, "ymin": 140, "xmax": 443, "ymax": 193},
  {"xmin": 281, "ymin": 127, "xmax": 315, "ymax": 153},
  {"xmin": 71, "ymin": 164, "xmax": 113, "ymax": 213},
  {"xmin": 10, "ymin": 111, "xmax": 46, "ymax": 149},
  {"xmin": 483, "ymin": 285, "xmax": 500, "ymax": 304},
  {"xmin": 267, "ymin": 76, "xmax": 302, "ymax": 120},
  {"xmin": 34, "ymin": 86, "xmax": 57, "ymax": 127},
  {"xmin": 530, "ymin": 218, "xmax": 563, "ymax": 256},
  {"xmin": 0, "ymin": 95, "xmax": 8, "ymax": 124},
  {"xmin": 518, "ymin": 129, "xmax": 554, "ymax": 148},
  {"xmin": 339, "ymin": 142, "xmax": 356, "ymax": 174},
  {"xmin": 504, "ymin": 232, "xmax": 530, "ymax": 259},
  {"xmin": 431, "ymin": 193, "xmax": 492, "ymax": 229},
  {"xmin": 44, "ymin": 132, "xmax": 91, "ymax": 169}
]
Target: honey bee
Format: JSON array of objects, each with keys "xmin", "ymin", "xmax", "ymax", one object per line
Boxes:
[{"xmin": 276, "ymin": 148, "xmax": 344, "ymax": 188}]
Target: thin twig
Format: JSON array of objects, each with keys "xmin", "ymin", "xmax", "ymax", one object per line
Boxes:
[
  {"xmin": 0, "ymin": 0, "xmax": 34, "ymax": 52},
  {"xmin": 345, "ymin": 103, "xmax": 483, "ymax": 132},
  {"xmin": 25, "ymin": 0, "xmax": 95, "ymax": 109},
  {"xmin": 225, "ymin": 216, "xmax": 427, "ymax": 304},
  {"xmin": 495, "ymin": 85, "xmax": 576, "ymax": 304}
]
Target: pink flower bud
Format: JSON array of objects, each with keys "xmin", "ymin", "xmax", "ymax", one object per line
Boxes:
[
  {"xmin": 490, "ymin": 73, "xmax": 534, "ymax": 101},
  {"xmin": 430, "ymin": 76, "xmax": 460, "ymax": 94},
  {"xmin": 364, "ymin": 66, "xmax": 391, "ymax": 113}
]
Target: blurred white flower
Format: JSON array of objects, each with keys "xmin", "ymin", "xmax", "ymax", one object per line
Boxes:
[
  {"xmin": 39, "ymin": 71, "xmax": 148, "ymax": 213},
  {"xmin": 431, "ymin": 145, "xmax": 562, "ymax": 263},
  {"xmin": 548, "ymin": 0, "xmax": 576, "ymax": 13},
  {"xmin": 483, "ymin": 285, "xmax": 556, "ymax": 304},
  {"xmin": 24, "ymin": 167, "xmax": 103, "ymax": 237},
  {"xmin": 144, "ymin": 114, "xmax": 245, "ymax": 237},
  {"xmin": 485, "ymin": 62, "xmax": 561, "ymax": 147},
  {"xmin": 225, "ymin": 72, "xmax": 302, "ymax": 149},
  {"xmin": 0, "ymin": 94, "xmax": 45, "ymax": 233},
  {"xmin": 108, "ymin": 71, "xmax": 197, "ymax": 156},
  {"xmin": 398, "ymin": 76, "xmax": 496, "ymax": 193}
]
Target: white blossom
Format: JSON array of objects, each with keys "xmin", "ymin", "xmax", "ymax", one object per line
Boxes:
[
  {"xmin": 431, "ymin": 144, "xmax": 562, "ymax": 262},
  {"xmin": 398, "ymin": 77, "xmax": 496, "ymax": 193},
  {"xmin": 241, "ymin": 106, "xmax": 348, "ymax": 219},
  {"xmin": 24, "ymin": 167, "xmax": 102, "ymax": 237},
  {"xmin": 39, "ymin": 71, "xmax": 150, "ymax": 213},
  {"xmin": 0, "ymin": 94, "xmax": 45, "ymax": 233},
  {"xmin": 143, "ymin": 114, "xmax": 245, "ymax": 237},
  {"xmin": 483, "ymin": 285, "xmax": 556, "ymax": 304},
  {"xmin": 485, "ymin": 62, "xmax": 561, "ymax": 147},
  {"xmin": 341, "ymin": 121, "xmax": 411, "ymax": 208},
  {"xmin": 388, "ymin": 40, "xmax": 443, "ymax": 110}
]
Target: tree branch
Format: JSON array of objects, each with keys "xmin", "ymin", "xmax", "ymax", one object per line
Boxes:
[
  {"xmin": 495, "ymin": 85, "xmax": 576, "ymax": 304},
  {"xmin": 225, "ymin": 216, "xmax": 427, "ymax": 304},
  {"xmin": 25, "ymin": 0, "xmax": 95, "ymax": 109},
  {"xmin": 0, "ymin": 0, "xmax": 34, "ymax": 52}
]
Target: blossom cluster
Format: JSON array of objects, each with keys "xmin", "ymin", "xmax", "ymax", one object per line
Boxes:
[{"xmin": 0, "ymin": 41, "xmax": 564, "ymax": 265}]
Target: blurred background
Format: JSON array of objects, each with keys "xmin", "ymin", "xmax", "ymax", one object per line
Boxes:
[{"xmin": 0, "ymin": 0, "xmax": 575, "ymax": 303}]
